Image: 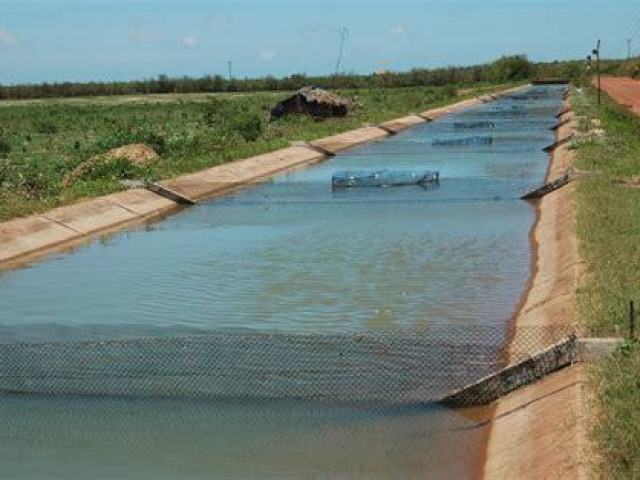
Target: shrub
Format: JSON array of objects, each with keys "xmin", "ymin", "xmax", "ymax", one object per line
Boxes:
[
  {"xmin": 203, "ymin": 99, "xmax": 264, "ymax": 142},
  {"xmin": 617, "ymin": 60, "xmax": 640, "ymax": 79},
  {"xmin": 228, "ymin": 112, "xmax": 263, "ymax": 142},
  {"xmin": 489, "ymin": 55, "xmax": 533, "ymax": 82}
]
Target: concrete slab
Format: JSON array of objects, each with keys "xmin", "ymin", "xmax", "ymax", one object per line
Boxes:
[
  {"xmin": 379, "ymin": 115, "xmax": 426, "ymax": 133},
  {"xmin": 162, "ymin": 146, "xmax": 326, "ymax": 200},
  {"xmin": 420, "ymin": 98, "xmax": 481, "ymax": 120},
  {"xmin": 441, "ymin": 336, "xmax": 579, "ymax": 407},
  {"xmin": 482, "ymin": 365, "xmax": 591, "ymax": 479},
  {"xmin": 44, "ymin": 197, "xmax": 139, "ymax": 235},
  {"xmin": 309, "ymin": 126, "xmax": 389, "ymax": 154},
  {"xmin": 105, "ymin": 189, "xmax": 177, "ymax": 216},
  {"xmin": 0, "ymin": 215, "xmax": 80, "ymax": 263}
]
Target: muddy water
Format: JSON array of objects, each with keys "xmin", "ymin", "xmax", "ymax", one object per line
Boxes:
[{"xmin": 0, "ymin": 86, "xmax": 565, "ymax": 479}]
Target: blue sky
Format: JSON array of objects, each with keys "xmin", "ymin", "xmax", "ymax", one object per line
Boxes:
[{"xmin": 1, "ymin": 0, "xmax": 639, "ymax": 84}]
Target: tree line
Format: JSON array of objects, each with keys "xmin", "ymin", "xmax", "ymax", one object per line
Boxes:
[{"xmin": 0, "ymin": 56, "xmax": 622, "ymax": 101}]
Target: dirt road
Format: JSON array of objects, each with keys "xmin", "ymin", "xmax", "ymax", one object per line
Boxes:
[{"xmin": 599, "ymin": 76, "xmax": 640, "ymax": 115}]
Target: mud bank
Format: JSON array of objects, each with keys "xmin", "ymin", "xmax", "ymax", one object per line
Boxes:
[
  {"xmin": 482, "ymin": 100, "xmax": 591, "ymax": 479},
  {"xmin": 0, "ymin": 85, "xmax": 527, "ymax": 269}
]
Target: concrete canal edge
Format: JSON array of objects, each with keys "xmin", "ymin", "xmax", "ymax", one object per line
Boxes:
[
  {"xmin": 481, "ymin": 93, "xmax": 596, "ymax": 479},
  {"xmin": 0, "ymin": 84, "xmax": 527, "ymax": 269},
  {"xmin": 440, "ymin": 336, "xmax": 620, "ymax": 407}
]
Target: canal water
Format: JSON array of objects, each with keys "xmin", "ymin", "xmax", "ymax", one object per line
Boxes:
[{"xmin": 0, "ymin": 86, "xmax": 565, "ymax": 479}]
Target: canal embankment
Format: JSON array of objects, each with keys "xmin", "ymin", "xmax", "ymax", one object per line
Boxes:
[
  {"xmin": 482, "ymin": 96, "xmax": 592, "ymax": 479},
  {"xmin": 0, "ymin": 85, "xmax": 527, "ymax": 270}
]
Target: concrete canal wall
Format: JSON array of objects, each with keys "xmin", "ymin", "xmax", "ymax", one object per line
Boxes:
[{"xmin": 482, "ymin": 96, "xmax": 593, "ymax": 479}]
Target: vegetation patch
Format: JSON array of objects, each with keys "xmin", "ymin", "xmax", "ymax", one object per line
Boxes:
[
  {"xmin": 0, "ymin": 82, "xmax": 515, "ymax": 221},
  {"xmin": 591, "ymin": 340, "xmax": 640, "ymax": 479},
  {"xmin": 572, "ymin": 87, "xmax": 640, "ymax": 478}
]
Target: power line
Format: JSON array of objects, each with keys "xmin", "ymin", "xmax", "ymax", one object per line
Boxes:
[
  {"xmin": 625, "ymin": 17, "xmax": 640, "ymax": 59},
  {"xmin": 631, "ymin": 17, "xmax": 640, "ymax": 39}
]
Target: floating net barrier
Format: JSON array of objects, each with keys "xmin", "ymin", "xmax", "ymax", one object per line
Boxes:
[
  {"xmin": 432, "ymin": 136, "xmax": 493, "ymax": 147},
  {"xmin": 507, "ymin": 91, "xmax": 563, "ymax": 101},
  {"xmin": 453, "ymin": 121, "xmax": 496, "ymax": 130},
  {"xmin": 0, "ymin": 324, "xmax": 586, "ymax": 407},
  {"xmin": 331, "ymin": 169, "xmax": 439, "ymax": 188}
]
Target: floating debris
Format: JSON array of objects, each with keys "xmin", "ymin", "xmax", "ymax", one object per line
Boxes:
[{"xmin": 332, "ymin": 170, "xmax": 440, "ymax": 188}]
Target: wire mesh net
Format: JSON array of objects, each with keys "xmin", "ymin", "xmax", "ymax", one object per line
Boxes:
[{"xmin": 0, "ymin": 324, "xmax": 593, "ymax": 407}]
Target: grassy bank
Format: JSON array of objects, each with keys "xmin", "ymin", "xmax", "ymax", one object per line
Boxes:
[
  {"xmin": 0, "ymin": 82, "xmax": 514, "ymax": 221},
  {"xmin": 572, "ymin": 87, "xmax": 640, "ymax": 478}
]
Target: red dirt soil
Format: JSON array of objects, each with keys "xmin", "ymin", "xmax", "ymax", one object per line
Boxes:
[{"xmin": 599, "ymin": 76, "xmax": 640, "ymax": 115}]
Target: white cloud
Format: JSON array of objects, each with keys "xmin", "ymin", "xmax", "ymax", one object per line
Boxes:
[
  {"xmin": 388, "ymin": 25, "xmax": 407, "ymax": 36},
  {"xmin": 181, "ymin": 35, "xmax": 199, "ymax": 48},
  {"xmin": 259, "ymin": 49, "xmax": 276, "ymax": 61},
  {"xmin": 0, "ymin": 28, "xmax": 20, "ymax": 47}
]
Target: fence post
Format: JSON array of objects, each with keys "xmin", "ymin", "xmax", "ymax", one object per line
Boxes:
[{"xmin": 629, "ymin": 300, "xmax": 636, "ymax": 340}]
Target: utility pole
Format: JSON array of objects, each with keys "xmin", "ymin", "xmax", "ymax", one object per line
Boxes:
[
  {"xmin": 628, "ymin": 38, "xmax": 633, "ymax": 59},
  {"xmin": 593, "ymin": 40, "xmax": 601, "ymax": 106},
  {"xmin": 228, "ymin": 60, "xmax": 233, "ymax": 81},
  {"xmin": 335, "ymin": 26, "xmax": 349, "ymax": 75}
]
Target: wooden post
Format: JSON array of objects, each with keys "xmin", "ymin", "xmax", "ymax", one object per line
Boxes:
[{"xmin": 594, "ymin": 40, "xmax": 601, "ymax": 106}]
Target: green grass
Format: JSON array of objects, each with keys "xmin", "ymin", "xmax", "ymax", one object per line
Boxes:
[
  {"xmin": 571, "ymin": 87, "xmax": 640, "ymax": 478},
  {"xmin": 591, "ymin": 340, "xmax": 640, "ymax": 479},
  {"xmin": 0, "ymin": 82, "xmax": 516, "ymax": 221},
  {"xmin": 573, "ymin": 89, "xmax": 640, "ymax": 333}
]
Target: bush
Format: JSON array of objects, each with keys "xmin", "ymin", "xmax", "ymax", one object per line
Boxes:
[
  {"xmin": 203, "ymin": 99, "xmax": 264, "ymax": 142},
  {"xmin": 489, "ymin": 55, "xmax": 533, "ymax": 82},
  {"xmin": 617, "ymin": 60, "xmax": 640, "ymax": 79},
  {"xmin": 228, "ymin": 112, "xmax": 263, "ymax": 142}
]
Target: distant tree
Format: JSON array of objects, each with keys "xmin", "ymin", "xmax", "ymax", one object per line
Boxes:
[{"xmin": 489, "ymin": 55, "xmax": 533, "ymax": 82}]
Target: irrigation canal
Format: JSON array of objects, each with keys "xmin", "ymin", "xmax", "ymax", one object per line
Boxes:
[{"xmin": 0, "ymin": 85, "xmax": 566, "ymax": 479}]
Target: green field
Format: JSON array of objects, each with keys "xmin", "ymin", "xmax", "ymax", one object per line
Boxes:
[
  {"xmin": 572, "ymin": 88, "xmax": 640, "ymax": 479},
  {"xmin": 0, "ymin": 82, "xmax": 513, "ymax": 221}
]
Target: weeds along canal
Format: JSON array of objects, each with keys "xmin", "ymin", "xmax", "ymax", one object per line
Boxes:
[{"xmin": 0, "ymin": 85, "xmax": 566, "ymax": 479}]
